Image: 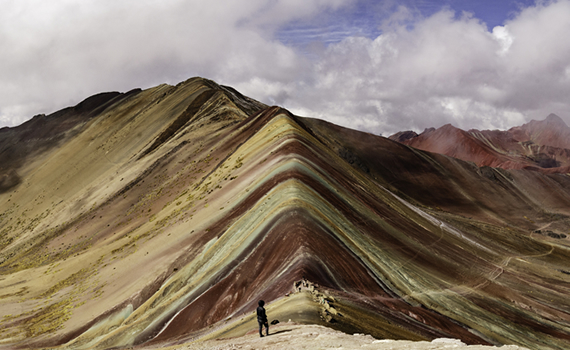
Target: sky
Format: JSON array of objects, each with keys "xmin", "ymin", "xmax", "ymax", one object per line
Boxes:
[{"xmin": 1, "ymin": 0, "xmax": 569, "ymax": 136}]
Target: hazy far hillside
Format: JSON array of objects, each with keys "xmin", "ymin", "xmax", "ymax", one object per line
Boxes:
[
  {"xmin": 1, "ymin": 77, "xmax": 570, "ymax": 350},
  {"xmin": 389, "ymin": 113, "xmax": 570, "ymax": 173}
]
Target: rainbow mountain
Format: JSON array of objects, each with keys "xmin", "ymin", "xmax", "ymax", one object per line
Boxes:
[{"xmin": 1, "ymin": 77, "xmax": 570, "ymax": 349}]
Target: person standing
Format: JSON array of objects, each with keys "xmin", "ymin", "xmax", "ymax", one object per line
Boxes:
[{"xmin": 256, "ymin": 300, "xmax": 269, "ymax": 337}]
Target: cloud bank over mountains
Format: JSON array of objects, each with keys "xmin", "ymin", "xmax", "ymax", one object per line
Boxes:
[{"xmin": 1, "ymin": 0, "xmax": 570, "ymax": 135}]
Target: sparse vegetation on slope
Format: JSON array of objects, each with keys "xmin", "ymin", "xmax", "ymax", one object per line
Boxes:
[{"xmin": 0, "ymin": 78, "xmax": 569, "ymax": 350}]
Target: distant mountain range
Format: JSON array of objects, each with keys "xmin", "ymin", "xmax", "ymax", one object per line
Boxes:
[
  {"xmin": 1, "ymin": 78, "xmax": 569, "ymax": 350},
  {"xmin": 389, "ymin": 113, "xmax": 570, "ymax": 173}
]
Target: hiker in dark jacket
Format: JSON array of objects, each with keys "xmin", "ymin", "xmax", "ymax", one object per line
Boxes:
[{"xmin": 256, "ymin": 300, "xmax": 269, "ymax": 337}]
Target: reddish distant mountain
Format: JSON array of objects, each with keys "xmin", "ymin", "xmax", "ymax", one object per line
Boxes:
[{"xmin": 389, "ymin": 114, "xmax": 570, "ymax": 173}]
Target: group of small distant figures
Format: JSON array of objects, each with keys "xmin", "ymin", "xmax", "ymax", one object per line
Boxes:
[{"xmin": 256, "ymin": 277, "xmax": 341, "ymax": 337}]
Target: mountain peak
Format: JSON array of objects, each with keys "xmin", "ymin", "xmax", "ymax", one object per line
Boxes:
[
  {"xmin": 544, "ymin": 113, "xmax": 567, "ymax": 127},
  {"xmin": 388, "ymin": 130, "xmax": 418, "ymax": 142}
]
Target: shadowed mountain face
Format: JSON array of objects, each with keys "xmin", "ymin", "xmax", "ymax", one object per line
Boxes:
[
  {"xmin": 389, "ymin": 114, "xmax": 570, "ymax": 173},
  {"xmin": 1, "ymin": 78, "xmax": 570, "ymax": 350}
]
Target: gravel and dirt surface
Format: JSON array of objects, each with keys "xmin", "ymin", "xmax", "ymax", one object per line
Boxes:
[{"xmin": 148, "ymin": 324, "xmax": 529, "ymax": 350}]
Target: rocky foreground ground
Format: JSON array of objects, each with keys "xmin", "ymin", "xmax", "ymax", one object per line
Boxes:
[{"xmin": 144, "ymin": 324, "xmax": 530, "ymax": 350}]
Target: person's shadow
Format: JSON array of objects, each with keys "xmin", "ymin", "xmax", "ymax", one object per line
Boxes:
[{"xmin": 267, "ymin": 329, "xmax": 292, "ymax": 336}]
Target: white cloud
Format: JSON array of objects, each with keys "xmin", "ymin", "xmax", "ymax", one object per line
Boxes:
[
  {"xmin": 259, "ymin": 9, "xmax": 512, "ymax": 134},
  {"xmin": 2, "ymin": 0, "xmax": 570, "ymax": 136},
  {"xmin": 491, "ymin": 26, "xmax": 513, "ymax": 56},
  {"xmin": 0, "ymin": 0, "xmax": 348, "ymax": 126},
  {"xmin": 248, "ymin": 0, "xmax": 570, "ymax": 135}
]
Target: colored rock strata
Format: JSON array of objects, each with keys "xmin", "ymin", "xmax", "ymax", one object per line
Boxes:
[{"xmin": 0, "ymin": 77, "xmax": 570, "ymax": 350}]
